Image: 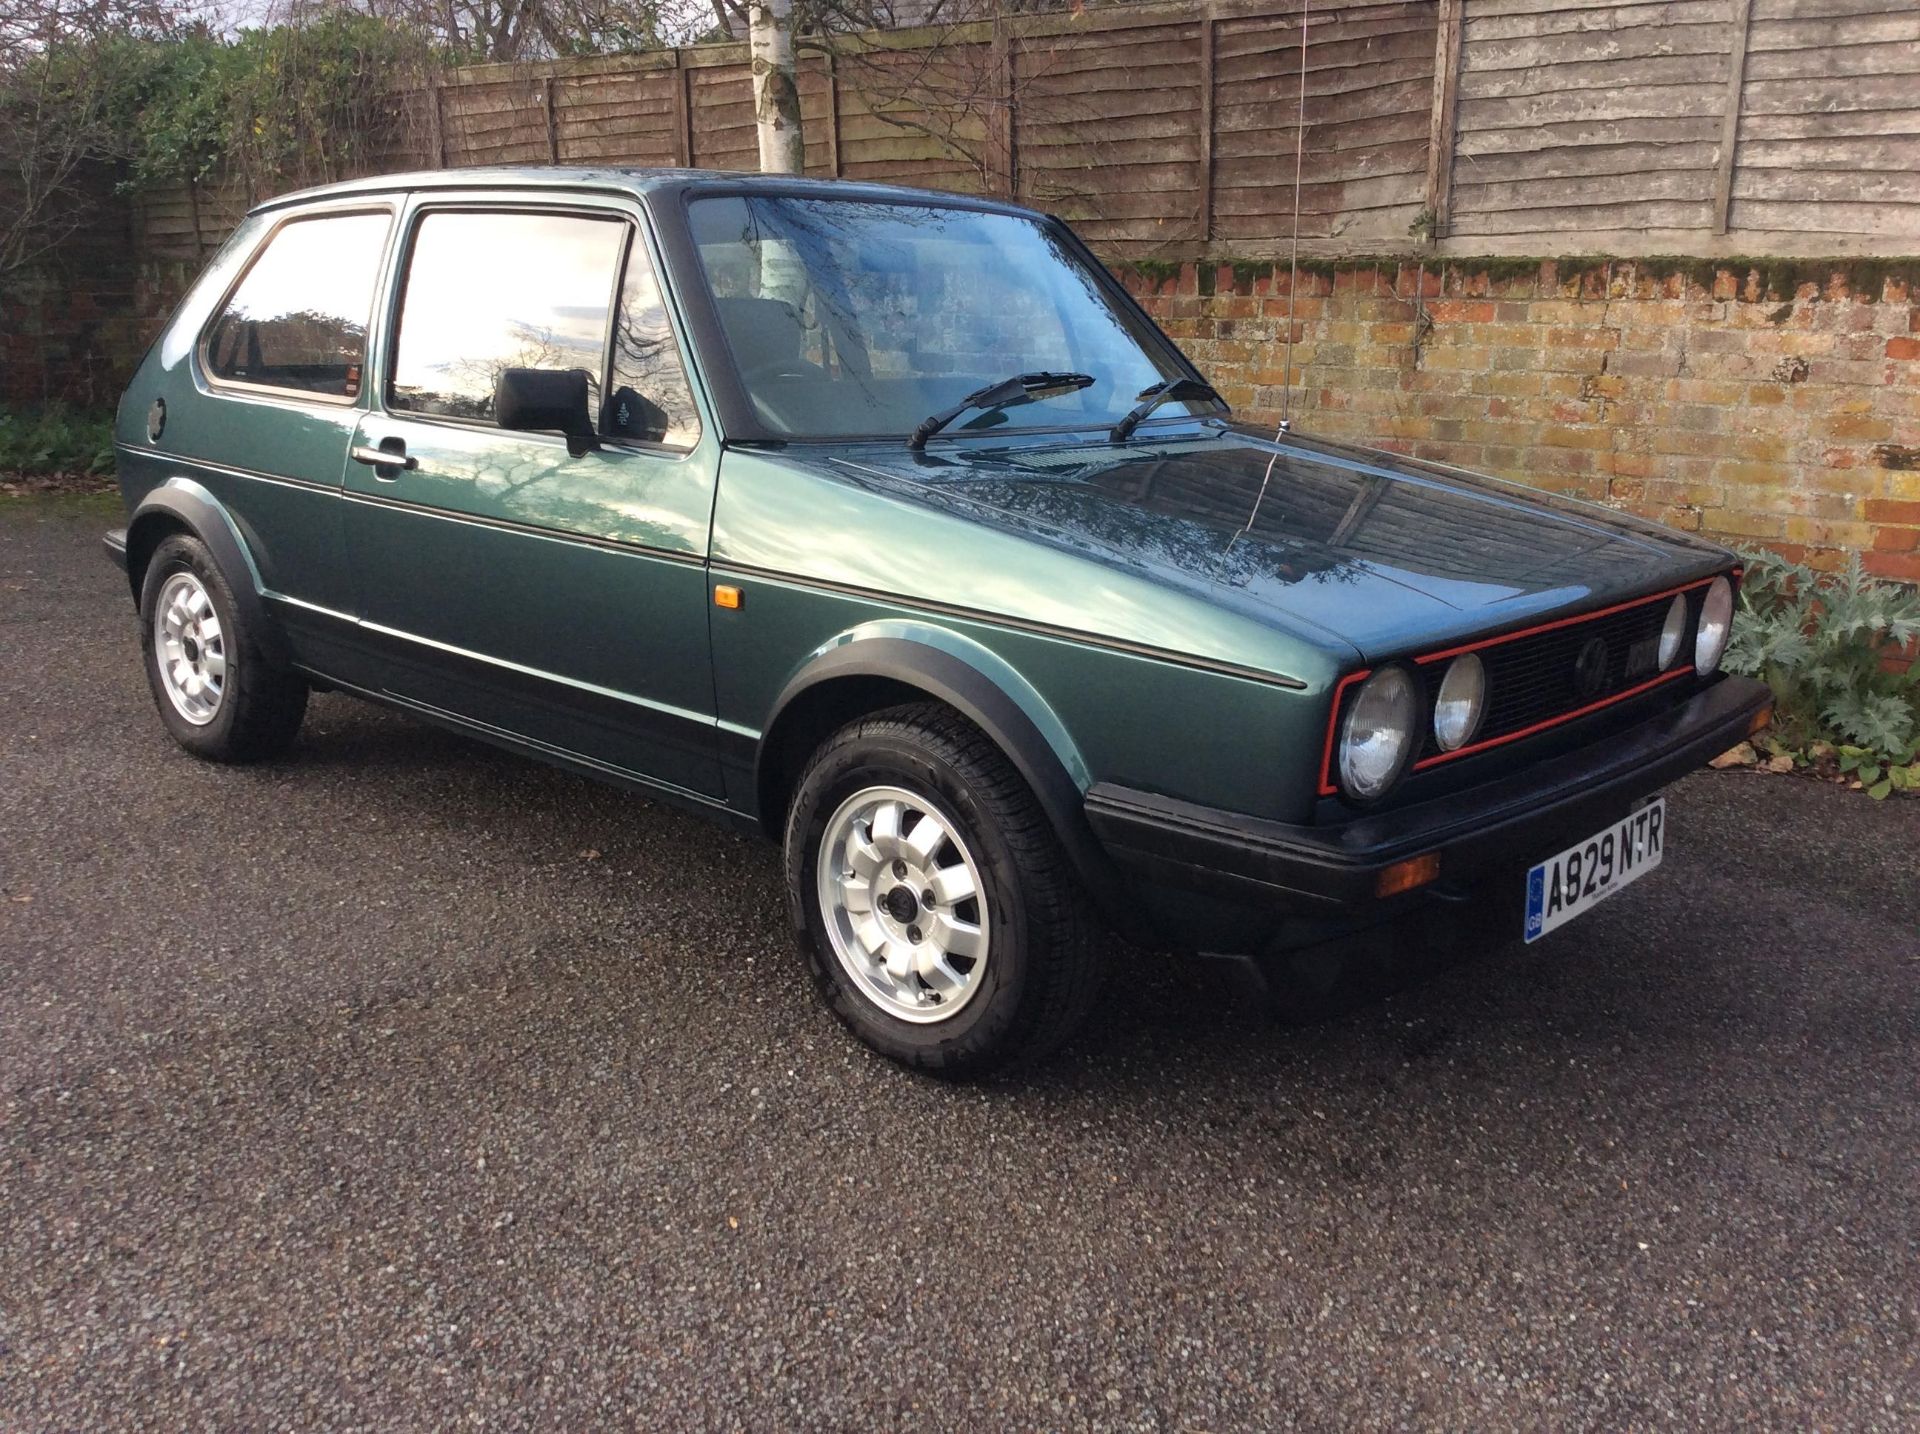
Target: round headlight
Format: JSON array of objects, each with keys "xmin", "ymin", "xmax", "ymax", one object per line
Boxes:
[
  {"xmin": 1694, "ymin": 575, "xmax": 1733, "ymax": 676},
  {"xmin": 1658, "ymin": 593, "xmax": 1688, "ymax": 669},
  {"xmin": 1339, "ymin": 667, "xmax": 1418, "ymax": 800},
  {"xmin": 1433, "ymin": 652, "xmax": 1487, "ymax": 752}
]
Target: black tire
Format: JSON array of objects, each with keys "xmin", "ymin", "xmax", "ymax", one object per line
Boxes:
[
  {"xmin": 784, "ymin": 703, "xmax": 1102, "ymax": 1077},
  {"xmin": 138, "ymin": 533, "xmax": 308, "ymax": 762}
]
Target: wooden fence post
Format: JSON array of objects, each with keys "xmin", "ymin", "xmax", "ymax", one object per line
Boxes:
[
  {"xmin": 1713, "ymin": 0, "xmax": 1753, "ymax": 235},
  {"xmin": 1423, "ymin": 0, "xmax": 1463, "ymax": 242},
  {"xmin": 1197, "ymin": 10, "xmax": 1215, "ymax": 243},
  {"xmin": 429, "ymin": 76, "xmax": 448, "ymax": 168},
  {"xmin": 675, "ymin": 54, "xmax": 695, "ymax": 168},
  {"xmin": 989, "ymin": 15, "xmax": 1016, "ymax": 198},
  {"xmin": 185, "ymin": 174, "xmax": 205, "ymax": 259},
  {"xmin": 823, "ymin": 54, "xmax": 842, "ymax": 178},
  {"xmin": 543, "ymin": 75, "xmax": 560, "ymax": 163}
]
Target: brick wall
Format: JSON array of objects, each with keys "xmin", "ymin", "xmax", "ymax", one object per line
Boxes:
[
  {"xmin": 9, "ymin": 226, "xmax": 1920, "ymax": 582},
  {"xmin": 1124, "ymin": 258, "xmax": 1920, "ymax": 581}
]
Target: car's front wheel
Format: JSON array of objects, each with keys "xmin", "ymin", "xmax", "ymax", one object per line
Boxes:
[
  {"xmin": 138, "ymin": 533, "xmax": 308, "ymax": 762},
  {"xmin": 784, "ymin": 704, "xmax": 1102, "ymax": 1077}
]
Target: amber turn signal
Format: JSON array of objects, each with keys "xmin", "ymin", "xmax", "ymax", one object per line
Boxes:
[
  {"xmin": 713, "ymin": 584, "xmax": 743, "ymax": 610},
  {"xmin": 1746, "ymin": 703, "xmax": 1773, "ymax": 736},
  {"xmin": 1374, "ymin": 850, "xmax": 1442, "ymax": 899}
]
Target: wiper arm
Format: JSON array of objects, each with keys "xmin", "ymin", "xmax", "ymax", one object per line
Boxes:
[
  {"xmin": 907, "ymin": 371, "xmax": 1096, "ymax": 451},
  {"xmin": 1109, "ymin": 377, "xmax": 1224, "ymax": 443}
]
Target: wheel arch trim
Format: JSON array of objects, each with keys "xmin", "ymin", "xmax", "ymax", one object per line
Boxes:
[
  {"xmin": 124, "ymin": 477, "xmax": 290, "ymax": 667},
  {"xmin": 756, "ymin": 623, "xmax": 1136, "ymax": 926}
]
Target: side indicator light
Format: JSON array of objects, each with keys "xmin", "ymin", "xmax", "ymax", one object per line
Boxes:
[
  {"xmin": 1375, "ymin": 851, "xmax": 1442, "ymax": 899},
  {"xmin": 1747, "ymin": 703, "xmax": 1773, "ymax": 737},
  {"xmin": 714, "ymin": 584, "xmax": 743, "ymax": 610}
]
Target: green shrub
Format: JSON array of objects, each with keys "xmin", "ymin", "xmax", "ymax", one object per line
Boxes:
[
  {"xmin": 0, "ymin": 406, "xmax": 116, "ymax": 478},
  {"xmin": 96, "ymin": 15, "xmax": 437, "ymax": 194},
  {"xmin": 1727, "ymin": 548, "xmax": 1920, "ymax": 792}
]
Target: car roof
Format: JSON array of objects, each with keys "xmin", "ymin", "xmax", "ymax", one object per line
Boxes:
[{"xmin": 257, "ymin": 165, "xmax": 1042, "ymax": 219}]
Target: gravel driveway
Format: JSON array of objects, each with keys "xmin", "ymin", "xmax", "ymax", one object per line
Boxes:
[{"xmin": 3, "ymin": 496, "xmax": 1917, "ymax": 1431}]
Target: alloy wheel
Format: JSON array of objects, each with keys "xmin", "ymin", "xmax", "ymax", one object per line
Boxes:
[
  {"xmin": 815, "ymin": 784, "xmax": 991, "ymax": 1023},
  {"xmin": 153, "ymin": 570, "xmax": 227, "ymax": 726}
]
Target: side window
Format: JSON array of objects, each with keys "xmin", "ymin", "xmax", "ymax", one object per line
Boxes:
[
  {"xmin": 389, "ymin": 210, "xmax": 623, "ymax": 426},
  {"xmin": 204, "ymin": 211, "xmax": 390, "ymax": 398},
  {"xmin": 605, "ymin": 241, "xmax": 700, "ymax": 448}
]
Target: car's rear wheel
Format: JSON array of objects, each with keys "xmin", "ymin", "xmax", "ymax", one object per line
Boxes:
[
  {"xmin": 139, "ymin": 533, "xmax": 308, "ymax": 762},
  {"xmin": 784, "ymin": 703, "xmax": 1102, "ymax": 1077}
]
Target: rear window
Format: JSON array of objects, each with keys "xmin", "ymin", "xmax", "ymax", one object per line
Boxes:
[{"xmin": 204, "ymin": 211, "xmax": 390, "ymax": 399}]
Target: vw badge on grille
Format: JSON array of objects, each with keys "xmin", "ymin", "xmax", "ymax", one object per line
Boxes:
[{"xmin": 1573, "ymin": 635, "xmax": 1609, "ymax": 700}]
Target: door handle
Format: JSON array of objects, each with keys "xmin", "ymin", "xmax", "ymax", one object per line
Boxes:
[{"xmin": 350, "ymin": 442, "xmax": 417, "ymax": 477}]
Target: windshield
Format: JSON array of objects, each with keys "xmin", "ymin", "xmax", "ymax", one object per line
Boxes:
[{"xmin": 687, "ymin": 195, "xmax": 1209, "ymax": 441}]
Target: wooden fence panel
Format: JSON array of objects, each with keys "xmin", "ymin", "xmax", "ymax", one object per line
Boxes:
[
  {"xmin": 103, "ymin": 0, "xmax": 1920, "ymax": 273},
  {"xmin": 688, "ymin": 60, "xmax": 758, "ymax": 171},
  {"xmin": 1017, "ymin": 15, "xmax": 1206, "ymax": 248},
  {"xmin": 554, "ymin": 66, "xmax": 682, "ymax": 165},
  {"xmin": 1212, "ymin": 0, "xmax": 1436, "ymax": 248},
  {"xmin": 1729, "ymin": 0, "xmax": 1920, "ymax": 239},
  {"xmin": 1449, "ymin": 0, "xmax": 1734, "ymax": 240},
  {"xmin": 441, "ymin": 77, "xmax": 552, "ymax": 166},
  {"xmin": 834, "ymin": 43, "xmax": 993, "ymax": 192},
  {"xmin": 135, "ymin": 180, "xmax": 252, "ymax": 262}
]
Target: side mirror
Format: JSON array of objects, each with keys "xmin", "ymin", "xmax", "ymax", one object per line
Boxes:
[{"xmin": 495, "ymin": 367, "xmax": 598, "ymax": 457}]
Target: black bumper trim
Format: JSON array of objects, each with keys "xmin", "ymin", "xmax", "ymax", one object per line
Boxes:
[
  {"xmin": 1085, "ymin": 674, "xmax": 1771, "ymax": 909},
  {"xmin": 103, "ymin": 528, "xmax": 129, "ymax": 572}
]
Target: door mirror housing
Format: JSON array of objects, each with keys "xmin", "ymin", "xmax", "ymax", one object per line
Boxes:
[{"xmin": 495, "ymin": 367, "xmax": 599, "ymax": 457}]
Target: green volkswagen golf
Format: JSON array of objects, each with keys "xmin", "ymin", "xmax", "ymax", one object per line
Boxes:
[{"xmin": 108, "ymin": 167, "xmax": 1770, "ymax": 1074}]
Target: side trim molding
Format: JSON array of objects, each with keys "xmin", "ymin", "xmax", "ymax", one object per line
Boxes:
[
  {"xmin": 341, "ymin": 488, "xmax": 706, "ymax": 566},
  {"xmin": 715, "ymin": 559, "xmax": 1307, "ymax": 691},
  {"xmin": 114, "ymin": 443, "xmax": 337, "ymax": 494},
  {"xmin": 266, "ymin": 592, "xmax": 751, "ymax": 768}
]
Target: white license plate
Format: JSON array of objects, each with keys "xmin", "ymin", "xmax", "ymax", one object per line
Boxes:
[{"xmin": 1523, "ymin": 798, "xmax": 1665, "ymax": 943}]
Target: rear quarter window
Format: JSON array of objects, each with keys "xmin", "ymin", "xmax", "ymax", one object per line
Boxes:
[{"xmin": 203, "ymin": 211, "xmax": 391, "ymax": 400}]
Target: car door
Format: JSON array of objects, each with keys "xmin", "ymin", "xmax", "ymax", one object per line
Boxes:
[
  {"xmin": 341, "ymin": 197, "xmax": 724, "ymax": 799},
  {"xmin": 188, "ymin": 203, "xmax": 395, "ymax": 622}
]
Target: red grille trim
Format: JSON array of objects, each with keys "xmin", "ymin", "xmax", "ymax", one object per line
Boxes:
[
  {"xmin": 1317, "ymin": 574, "xmax": 1728, "ymax": 798},
  {"xmin": 1412, "ymin": 577, "xmax": 1715, "ymax": 666},
  {"xmin": 1409, "ymin": 665, "xmax": 1692, "ymax": 772}
]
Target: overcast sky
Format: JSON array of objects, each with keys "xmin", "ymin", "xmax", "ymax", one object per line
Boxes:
[{"xmin": 193, "ymin": 0, "xmax": 278, "ymax": 32}]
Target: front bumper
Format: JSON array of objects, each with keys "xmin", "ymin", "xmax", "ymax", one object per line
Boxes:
[{"xmin": 1084, "ymin": 674, "xmax": 1771, "ymax": 918}]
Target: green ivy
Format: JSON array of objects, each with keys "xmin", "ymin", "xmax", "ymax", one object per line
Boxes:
[
  {"xmin": 36, "ymin": 14, "xmax": 435, "ymax": 195},
  {"xmin": 1726, "ymin": 548, "xmax": 1920, "ymax": 793}
]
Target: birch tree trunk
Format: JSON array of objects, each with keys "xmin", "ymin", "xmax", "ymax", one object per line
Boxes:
[{"xmin": 748, "ymin": 0, "xmax": 804, "ymax": 175}]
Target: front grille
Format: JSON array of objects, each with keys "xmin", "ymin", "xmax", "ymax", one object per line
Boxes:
[
  {"xmin": 1408, "ymin": 589, "xmax": 1693, "ymax": 765},
  {"xmin": 1323, "ymin": 579, "xmax": 1720, "ymax": 796}
]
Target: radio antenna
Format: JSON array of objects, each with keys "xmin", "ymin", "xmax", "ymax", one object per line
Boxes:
[
  {"xmin": 1279, "ymin": 0, "xmax": 1309, "ymax": 435},
  {"xmin": 1236, "ymin": 0, "xmax": 1310, "ymax": 545}
]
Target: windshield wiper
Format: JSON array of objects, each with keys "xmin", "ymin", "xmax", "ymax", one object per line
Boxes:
[
  {"xmin": 1109, "ymin": 377, "xmax": 1224, "ymax": 443},
  {"xmin": 907, "ymin": 371, "xmax": 1096, "ymax": 451}
]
